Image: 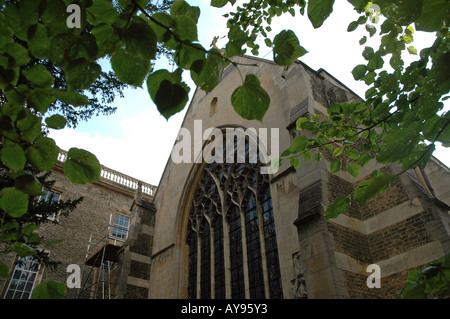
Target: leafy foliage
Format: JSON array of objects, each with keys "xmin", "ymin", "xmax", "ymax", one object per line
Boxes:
[
  {"xmin": 398, "ymin": 252, "xmax": 450, "ymax": 299},
  {"xmin": 0, "ymin": 162, "xmax": 83, "ymax": 298}
]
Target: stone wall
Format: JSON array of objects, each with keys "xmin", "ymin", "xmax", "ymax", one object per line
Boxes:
[
  {"xmin": 325, "ymin": 162, "xmax": 450, "ymax": 298},
  {"xmin": 0, "ymin": 160, "xmax": 155, "ymax": 299},
  {"xmin": 146, "ymin": 55, "xmax": 450, "ymax": 299}
]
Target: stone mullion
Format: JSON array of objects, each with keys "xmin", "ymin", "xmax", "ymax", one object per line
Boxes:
[
  {"xmin": 256, "ymin": 195, "xmax": 270, "ymax": 299},
  {"xmin": 196, "ymin": 232, "xmax": 201, "ymax": 299},
  {"xmin": 210, "ymin": 225, "xmax": 215, "ymax": 299},
  {"xmin": 239, "ymin": 205, "xmax": 251, "ymax": 299},
  {"xmin": 222, "ymin": 211, "xmax": 231, "ymax": 298}
]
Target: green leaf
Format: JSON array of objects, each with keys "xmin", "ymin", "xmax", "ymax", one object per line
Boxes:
[
  {"xmin": 22, "ymin": 224, "xmax": 38, "ymax": 236},
  {"xmin": 307, "ymin": 0, "xmax": 335, "ymax": 28},
  {"xmin": 0, "ymin": 187, "xmax": 28, "ymax": 218},
  {"xmin": 155, "ymin": 80, "xmax": 189, "ymax": 120},
  {"xmin": 354, "ymin": 173, "xmax": 394, "ymax": 206},
  {"xmin": 1, "ymin": 142, "xmax": 26, "ymax": 172},
  {"xmin": 315, "ymin": 152, "xmax": 322, "ymax": 162},
  {"xmin": 362, "ymin": 46, "xmax": 374, "ymax": 60},
  {"xmin": 345, "ymin": 148, "xmax": 359, "ymax": 160},
  {"xmin": 352, "ymin": 64, "xmax": 367, "ymax": 81},
  {"xmin": 231, "ymin": 74, "xmax": 270, "ymax": 122},
  {"xmin": 65, "ymin": 59, "xmax": 101, "ymax": 90},
  {"xmin": 290, "ymin": 156, "xmax": 300, "ymax": 169},
  {"xmin": 367, "ymin": 53, "xmax": 384, "ymax": 70},
  {"xmin": 31, "ymin": 280, "xmax": 67, "ymax": 299},
  {"xmin": 44, "ymin": 239, "xmax": 65, "ymax": 249},
  {"xmin": 375, "ymin": 0, "xmax": 423, "ymax": 25},
  {"xmin": 5, "ymin": 43, "xmax": 30, "ymax": 66},
  {"xmin": 397, "ymin": 282, "xmax": 427, "ymax": 299},
  {"xmin": 26, "ymin": 137, "xmax": 60, "ymax": 171},
  {"xmin": 331, "ymin": 159, "xmax": 341, "ymax": 173},
  {"xmin": 92, "ymin": 23, "xmax": 119, "ymax": 57},
  {"xmin": 273, "ymin": 30, "xmax": 307, "ymax": 66},
  {"xmin": 13, "ymin": 172, "xmax": 44, "ymax": 196},
  {"xmin": 332, "ymin": 147, "xmax": 344, "ymax": 157},
  {"xmin": 49, "ymin": 33, "xmax": 77, "ymax": 67},
  {"xmin": 0, "ymin": 260, "xmax": 9, "ymax": 278},
  {"xmin": 124, "ymin": 17, "xmax": 157, "ymax": 60},
  {"xmin": 366, "ymin": 24, "xmax": 376, "ymax": 37},
  {"xmin": 148, "ymin": 12, "xmax": 175, "ymax": 42},
  {"xmin": 22, "ymin": 65, "xmax": 54, "ymax": 89},
  {"xmin": 171, "ymin": 0, "xmax": 200, "ymax": 23},
  {"xmin": 359, "ymin": 36, "xmax": 367, "ymax": 45},
  {"xmin": 190, "ymin": 49, "xmax": 224, "ymax": 92},
  {"xmin": 302, "ymin": 151, "xmax": 312, "ymax": 162},
  {"xmin": 347, "ymin": 163, "xmax": 360, "ymax": 178},
  {"xmin": 147, "ymin": 69, "xmax": 190, "ymax": 120},
  {"xmin": 358, "ymin": 153, "xmax": 372, "ymax": 166},
  {"xmin": 0, "ymin": 66, "xmax": 19, "ymax": 90},
  {"xmin": 290, "ymin": 135, "xmax": 308, "ymax": 153},
  {"xmin": 27, "ymin": 88, "xmax": 56, "ymax": 114},
  {"xmin": 296, "ymin": 117, "xmax": 308, "ymax": 131},
  {"xmin": 225, "ymin": 25, "xmax": 248, "ymax": 57},
  {"xmin": 415, "ymin": 0, "xmax": 448, "ymax": 31},
  {"xmin": 211, "ymin": 0, "xmax": 228, "ymax": 7},
  {"xmin": 72, "ymin": 33, "xmax": 99, "ymax": 61},
  {"xmin": 16, "ymin": 109, "xmax": 42, "ymax": 143},
  {"xmin": 39, "ymin": 0, "xmax": 67, "ymax": 37},
  {"xmin": 5, "ymin": 242, "xmax": 35, "ymax": 258},
  {"xmin": 87, "ymin": 0, "xmax": 119, "ymax": 25},
  {"xmin": 175, "ymin": 43, "xmax": 206, "ymax": 69},
  {"xmin": 347, "ymin": 21, "xmax": 358, "ymax": 32},
  {"xmin": 174, "ymin": 15, "xmax": 198, "ymax": 42},
  {"xmin": 45, "ymin": 114, "xmax": 67, "ymax": 130},
  {"xmin": 64, "ymin": 148, "xmax": 101, "ymax": 184},
  {"xmin": 111, "ymin": 47, "xmax": 151, "ymax": 87},
  {"xmin": 325, "ymin": 196, "xmax": 350, "ymax": 219},
  {"xmin": 407, "ymin": 46, "xmax": 417, "ymax": 55},
  {"xmin": 376, "ymin": 126, "xmax": 420, "ymax": 164},
  {"xmin": 55, "ymin": 90, "xmax": 89, "ymax": 106}
]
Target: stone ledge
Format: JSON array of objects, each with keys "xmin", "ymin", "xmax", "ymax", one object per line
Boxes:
[
  {"xmin": 329, "ymin": 197, "xmax": 423, "ymax": 235},
  {"xmin": 334, "ymin": 241, "xmax": 445, "ymax": 278},
  {"xmin": 127, "ymin": 276, "xmax": 150, "ymax": 289}
]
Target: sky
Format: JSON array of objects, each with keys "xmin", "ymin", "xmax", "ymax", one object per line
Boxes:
[{"xmin": 48, "ymin": 0, "xmax": 449, "ymax": 186}]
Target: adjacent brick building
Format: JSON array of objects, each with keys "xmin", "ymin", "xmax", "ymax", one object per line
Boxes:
[{"xmin": 0, "ymin": 151, "xmax": 156, "ymax": 299}]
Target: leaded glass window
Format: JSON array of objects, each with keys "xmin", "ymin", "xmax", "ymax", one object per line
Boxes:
[
  {"xmin": 4, "ymin": 256, "xmax": 40, "ymax": 299},
  {"xmin": 186, "ymin": 133, "xmax": 283, "ymax": 299}
]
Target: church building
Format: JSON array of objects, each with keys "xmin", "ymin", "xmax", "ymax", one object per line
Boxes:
[{"xmin": 117, "ymin": 56, "xmax": 450, "ymax": 299}]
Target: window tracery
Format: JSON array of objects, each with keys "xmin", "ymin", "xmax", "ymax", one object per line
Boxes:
[{"xmin": 186, "ymin": 134, "xmax": 283, "ymax": 299}]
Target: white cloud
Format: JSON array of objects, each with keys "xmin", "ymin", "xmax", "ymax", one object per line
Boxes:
[{"xmin": 49, "ymin": 106, "xmax": 185, "ymax": 186}]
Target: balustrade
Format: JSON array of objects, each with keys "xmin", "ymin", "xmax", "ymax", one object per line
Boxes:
[{"xmin": 56, "ymin": 150, "xmax": 157, "ymax": 197}]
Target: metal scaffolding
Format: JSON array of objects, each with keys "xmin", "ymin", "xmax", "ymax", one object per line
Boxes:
[{"xmin": 77, "ymin": 214, "xmax": 125, "ymax": 299}]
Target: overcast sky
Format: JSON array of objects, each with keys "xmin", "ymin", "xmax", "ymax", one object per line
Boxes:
[{"xmin": 48, "ymin": 1, "xmax": 449, "ymax": 186}]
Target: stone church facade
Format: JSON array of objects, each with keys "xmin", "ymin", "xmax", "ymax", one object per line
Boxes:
[
  {"xmin": 1, "ymin": 56, "xmax": 449, "ymax": 299},
  {"xmin": 119, "ymin": 56, "xmax": 450, "ymax": 299}
]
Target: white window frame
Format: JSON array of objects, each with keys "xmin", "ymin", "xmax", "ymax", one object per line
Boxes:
[
  {"xmin": 111, "ymin": 213, "xmax": 130, "ymax": 241},
  {"xmin": 3, "ymin": 256, "xmax": 41, "ymax": 299},
  {"xmin": 38, "ymin": 188, "xmax": 61, "ymax": 221}
]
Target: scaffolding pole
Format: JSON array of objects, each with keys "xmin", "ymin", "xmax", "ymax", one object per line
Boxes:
[{"xmin": 77, "ymin": 214, "xmax": 126, "ymax": 299}]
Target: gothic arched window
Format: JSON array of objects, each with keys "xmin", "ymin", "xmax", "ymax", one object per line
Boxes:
[{"xmin": 186, "ymin": 132, "xmax": 283, "ymax": 299}]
